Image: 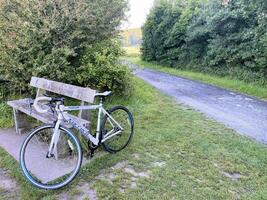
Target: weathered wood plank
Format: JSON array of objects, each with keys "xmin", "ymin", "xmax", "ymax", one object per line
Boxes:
[
  {"xmin": 36, "ymin": 88, "xmax": 46, "ymax": 98},
  {"xmin": 7, "ymin": 99, "xmax": 90, "ymax": 128},
  {"xmin": 12, "ymin": 109, "xmax": 32, "ymax": 134},
  {"xmin": 30, "ymin": 77, "xmax": 96, "ymax": 103},
  {"xmin": 79, "ymin": 101, "xmax": 92, "ymax": 129}
]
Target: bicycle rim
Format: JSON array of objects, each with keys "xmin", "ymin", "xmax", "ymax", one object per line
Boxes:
[
  {"xmin": 20, "ymin": 125, "xmax": 82, "ymax": 190},
  {"xmin": 102, "ymin": 106, "xmax": 134, "ymax": 153}
]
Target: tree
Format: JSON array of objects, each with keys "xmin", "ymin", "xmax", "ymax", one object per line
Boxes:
[
  {"xmin": 0, "ymin": 0, "xmax": 131, "ymax": 95},
  {"xmin": 141, "ymin": 0, "xmax": 206, "ymax": 66},
  {"xmin": 141, "ymin": 0, "xmax": 267, "ymax": 84},
  {"xmin": 203, "ymin": 0, "xmax": 267, "ymax": 82},
  {"xmin": 141, "ymin": 0, "xmax": 173, "ymax": 61}
]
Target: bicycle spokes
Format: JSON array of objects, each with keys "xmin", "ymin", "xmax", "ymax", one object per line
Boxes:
[
  {"xmin": 21, "ymin": 126, "xmax": 81, "ymax": 187},
  {"xmin": 101, "ymin": 106, "xmax": 134, "ymax": 152}
]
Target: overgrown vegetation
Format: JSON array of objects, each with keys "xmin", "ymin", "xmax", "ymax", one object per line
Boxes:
[
  {"xmin": 0, "ymin": 103, "xmax": 13, "ymax": 128},
  {"xmin": 1, "ymin": 78, "xmax": 267, "ymax": 199},
  {"xmin": 78, "ymin": 39, "xmax": 133, "ymax": 96},
  {"xmin": 142, "ymin": 0, "xmax": 267, "ymax": 85},
  {"xmin": 0, "ymin": 0, "xmax": 132, "ymax": 98}
]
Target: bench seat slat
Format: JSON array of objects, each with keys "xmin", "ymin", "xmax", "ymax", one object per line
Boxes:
[
  {"xmin": 7, "ymin": 99, "xmax": 90, "ymax": 127},
  {"xmin": 30, "ymin": 77, "xmax": 96, "ymax": 103}
]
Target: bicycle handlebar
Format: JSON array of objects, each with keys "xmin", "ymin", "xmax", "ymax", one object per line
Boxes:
[{"xmin": 33, "ymin": 96, "xmax": 52, "ymax": 113}]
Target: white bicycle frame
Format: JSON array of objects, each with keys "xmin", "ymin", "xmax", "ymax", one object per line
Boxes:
[{"xmin": 47, "ymin": 101, "xmax": 123, "ymax": 158}]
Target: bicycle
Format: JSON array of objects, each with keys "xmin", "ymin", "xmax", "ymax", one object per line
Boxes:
[{"xmin": 20, "ymin": 91, "xmax": 134, "ymax": 190}]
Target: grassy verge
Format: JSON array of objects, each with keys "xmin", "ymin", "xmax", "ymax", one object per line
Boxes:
[
  {"xmin": 0, "ymin": 77, "xmax": 267, "ymax": 199},
  {"xmin": 122, "ymin": 46, "xmax": 141, "ymax": 58},
  {"xmin": 122, "ymin": 48, "xmax": 267, "ymax": 100},
  {"xmin": 0, "ymin": 103, "xmax": 13, "ymax": 128}
]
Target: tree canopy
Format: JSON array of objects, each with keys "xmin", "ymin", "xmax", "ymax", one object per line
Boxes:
[
  {"xmin": 142, "ymin": 0, "xmax": 267, "ymax": 84},
  {"xmin": 0, "ymin": 0, "xmax": 132, "ymax": 96}
]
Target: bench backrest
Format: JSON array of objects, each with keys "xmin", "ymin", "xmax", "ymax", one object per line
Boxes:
[{"xmin": 30, "ymin": 77, "xmax": 96, "ymax": 103}]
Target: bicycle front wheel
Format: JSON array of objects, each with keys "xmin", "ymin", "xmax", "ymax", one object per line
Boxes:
[
  {"xmin": 101, "ymin": 106, "xmax": 134, "ymax": 153},
  {"xmin": 20, "ymin": 125, "xmax": 82, "ymax": 190}
]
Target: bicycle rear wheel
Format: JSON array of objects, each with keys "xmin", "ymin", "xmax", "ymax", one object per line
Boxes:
[
  {"xmin": 101, "ymin": 106, "xmax": 134, "ymax": 153},
  {"xmin": 20, "ymin": 125, "xmax": 82, "ymax": 190}
]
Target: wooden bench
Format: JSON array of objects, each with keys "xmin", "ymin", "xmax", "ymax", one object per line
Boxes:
[{"xmin": 7, "ymin": 77, "xmax": 96, "ymax": 134}]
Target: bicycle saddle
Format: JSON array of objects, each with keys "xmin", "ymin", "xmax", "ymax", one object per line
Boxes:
[{"xmin": 95, "ymin": 91, "xmax": 112, "ymax": 97}]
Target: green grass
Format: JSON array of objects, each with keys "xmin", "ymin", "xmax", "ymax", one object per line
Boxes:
[
  {"xmin": 123, "ymin": 53, "xmax": 267, "ymax": 100},
  {"xmin": 0, "ymin": 78, "xmax": 267, "ymax": 199},
  {"xmin": 122, "ymin": 46, "xmax": 141, "ymax": 58},
  {"xmin": 0, "ymin": 103, "xmax": 13, "ymax": 128}
]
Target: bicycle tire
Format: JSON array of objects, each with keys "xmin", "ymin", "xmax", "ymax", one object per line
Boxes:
[
  {"xmin": 101, "ymin": 106, "xmax": 134, "ymax": 153},
  {"xmin": 20, "ymin": 124, "xmax": 83, "ymax": 190}
]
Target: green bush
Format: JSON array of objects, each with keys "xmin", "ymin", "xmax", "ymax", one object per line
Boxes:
[
  {"xmin": 0, "ymin": 0, "xmax": 130, "ymax": 97},
  {"xmin": 141, "ymin": 0, "xmax": 204, "ymax": 66},
  {"xmin": 142, "ymin": 0, "xmax": 267, "ymax": 85},
  {"xmin": 0, "ymin": 103, "xmax": 13, "ymax": 128},
  {"xmin": 77, "ymin": 39, "xmax": 133, "ymax": 96},
  {"xmin": 141, "ymin": 0, "xmax": 182, "ymax": 63}
]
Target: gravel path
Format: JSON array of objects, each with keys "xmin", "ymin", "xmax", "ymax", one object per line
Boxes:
[{"xmin": 132, "ymin": 65, "xmax": 267, "ymax": 144}]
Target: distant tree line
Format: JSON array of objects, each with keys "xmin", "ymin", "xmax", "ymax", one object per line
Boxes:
[
  {"xmin": 121, "ymin": 28, "xmax": 142, "ymax": 47},
  {"xmin": 142, "ymin": 0, "xmax": 267, "ymax": 84}
]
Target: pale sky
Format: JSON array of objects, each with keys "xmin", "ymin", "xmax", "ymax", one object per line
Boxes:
[{"xmin": 122, "ymin": 0, "xmax": 154, "ymax": 30}]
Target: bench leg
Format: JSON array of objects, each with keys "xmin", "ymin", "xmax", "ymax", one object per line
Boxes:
[
  {"xmin": 13, "ymin": 109, "xmax": 31, "ymax": 134},
  {"xmin": 79, "ymin": 101, "xmax": 92, "ymax": 130}
]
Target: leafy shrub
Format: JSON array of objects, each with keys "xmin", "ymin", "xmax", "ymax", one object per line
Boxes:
[
  {"xmin": 0, "ymin": 0, "xmax": 129, "ymax": 97},
  {"xmin": 77, "ymin": 39, "xmax": 133, "ymax": 96},
  {"xmin": 142, "ymin": 0, "xmax": 267, "ymax": 85},
  {"xmin": 0, "ymin": 103, "xmax": 13, "ymax": 128},
  {"xmin": 141, "ymin": 0, "xmax": 182, "ymax": 63},
  {"xmin": 142, "ymin": 0, "xmax": 204, "ymax": 66}
]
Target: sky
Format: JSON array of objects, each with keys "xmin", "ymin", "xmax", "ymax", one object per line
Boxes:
[{"xmin": 122, "ymin": 0, "xmax": 154, "ymax": 30}]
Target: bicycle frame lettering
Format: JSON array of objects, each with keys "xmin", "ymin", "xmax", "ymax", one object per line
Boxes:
[{"xmin": 49, "ymin": 103, "xmax": 123, "ymax": 157}]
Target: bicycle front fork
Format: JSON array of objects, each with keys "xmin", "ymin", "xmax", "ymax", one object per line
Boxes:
[{"xmin": 47, "ymin": 120, "xmax": 62, "ymax": 160}]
